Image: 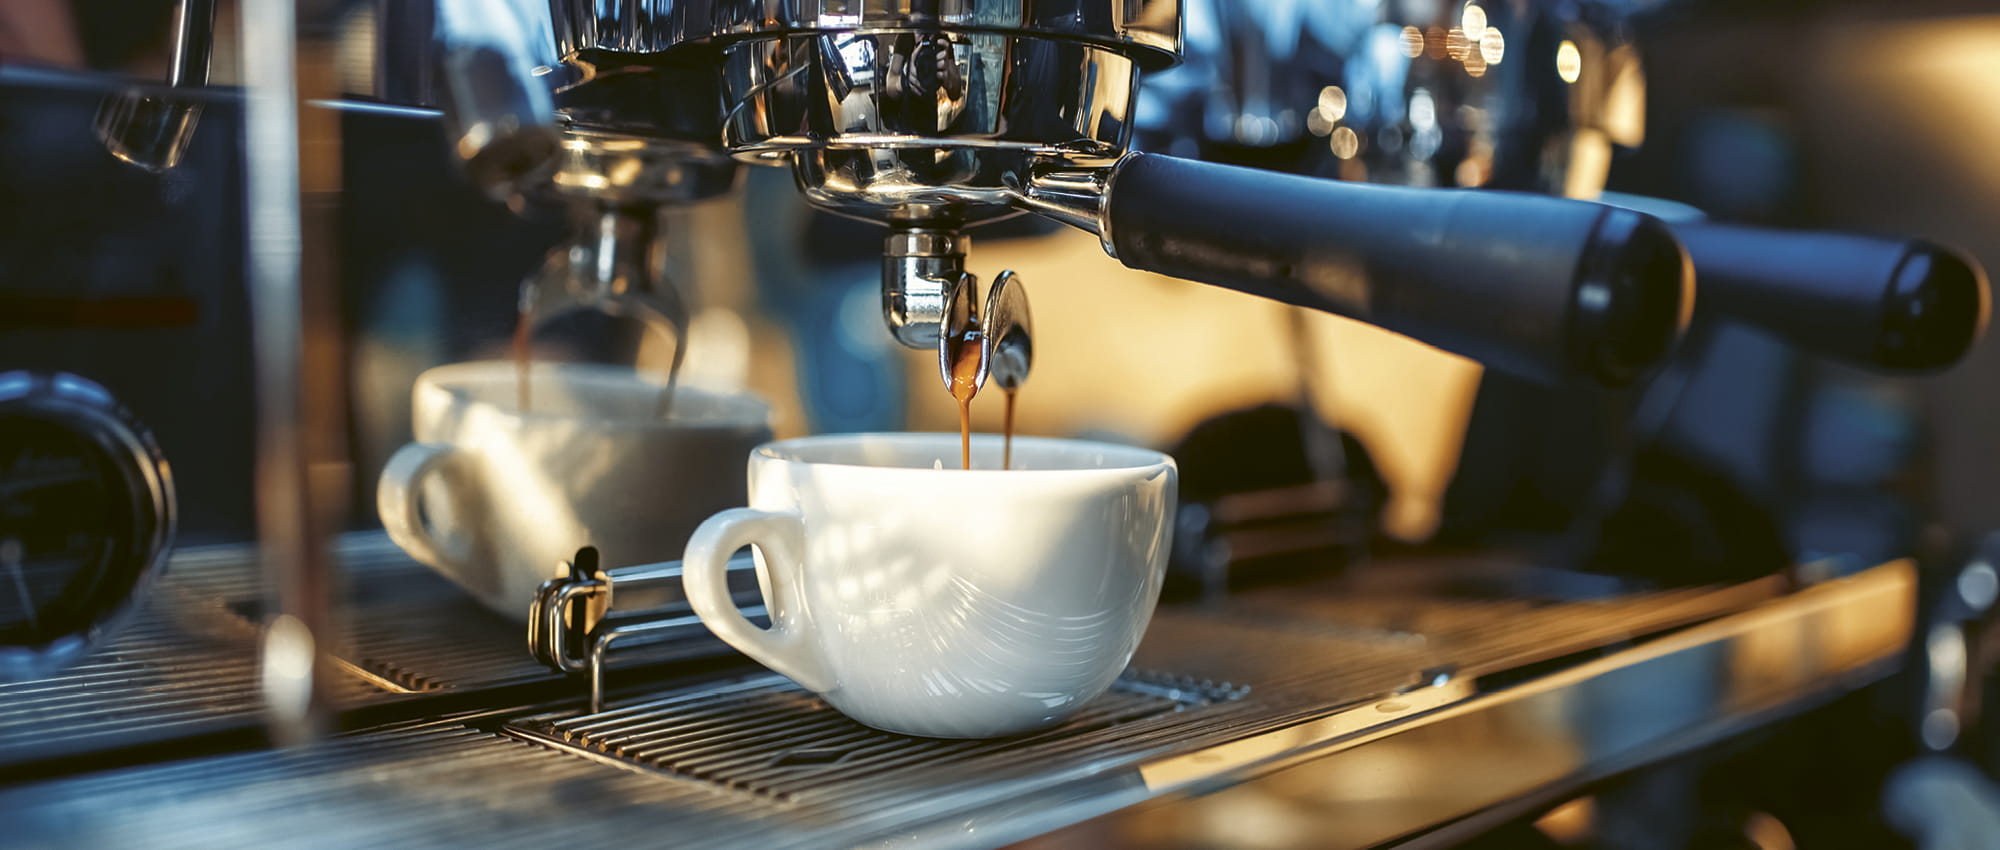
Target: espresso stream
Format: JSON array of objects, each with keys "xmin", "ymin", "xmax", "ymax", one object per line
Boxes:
[
  {"xmin": 1002, "ymin": 387, "xmax": 1017, "ymax": 470},
  {"xmin": 946, "ymin": 315, "xmax": 983, "ymax": 470},
  {"xmin": 944, "ymin": 314, "xmax": 1020, "ymax": 470}
]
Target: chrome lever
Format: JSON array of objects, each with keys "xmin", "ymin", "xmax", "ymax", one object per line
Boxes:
[
  {"xmin": 94, "ymin": 0, "xmax": 217, "ymax": 172},
  {"xmin": 529, "ymin": 547, "xmax": 764, "ymax": 712}
]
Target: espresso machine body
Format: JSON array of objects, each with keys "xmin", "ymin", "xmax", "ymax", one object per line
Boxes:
[{"xmin": 0, "ymin": 1, "xmax": 1994, "ymax": 847}]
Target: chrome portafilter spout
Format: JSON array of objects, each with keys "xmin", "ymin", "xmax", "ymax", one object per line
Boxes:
[
  {"xmin": 884, "ymin": 226, "xmax": 1036, "ymax": 393},
  {"xmin": 94, "ymin": 0, "xmax": 217, "ymax": 172},
  {"xmin": 884, "ymin": 226, "xmax": 970, "ymax": 351},
  {"xmin": 984, "ymin": 271, "xmax": 1034, "ymax": 394},
  {"xmin": 510, "ymin": 135, "xmax": 743, "ymax": 415},
  {"xmin": 517, "ymin": 199, "xmax": 691, "ymax": 414}
]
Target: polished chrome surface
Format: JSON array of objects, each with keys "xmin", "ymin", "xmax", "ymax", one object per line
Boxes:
[
  {"xmin": 529, "ymin": 551, "xmax": 763, "ymax": 711},
  {"xmin": 882, "ymin": 227, "xmax": 971, "ymax": 349},
  {"xmin": 406, "ymin": 0, "xmax": 742, "ymax": 207},
  {"xmin": 937, "ymin": 263, "xmax": 982, "ymax": 385},
  {"xmin": 547, "ymin": 131, "xmax": 740, "ymax": 204},
  {"xmin": 981, "ymin": 269, "xmax": 1033, "ymax": 391},
  {"xmin": 92, "ymin": 0, "xmax": 216, "ymax": 172},
  {"xmin": 425, "ymin": 0, "xmax": 565, "ymax": 195},
  {"xmin": 721, "ymin": 33, "xmax": 1139, "ymax": 224},
  {"xmin": 0, "ymin": 560, "xmax": 1910, "ymax": 849},
  {"xmin": 1011, "ymin": 158, "xmax": 1114, "ymax": 243},
  {"xmin": 428, "ymin": 0, "xmax": 565, "ymax": 198},
  {"xmin": 553, "ymin": 0, "xmax": 1182, "ymax": 69},
  {"xmin": 439, "ymin": 50, "xmax": 561, "ymax": 200},
  {"xmin": 93, "ymin": 95, "xmax": 202, "ymax": 175}
]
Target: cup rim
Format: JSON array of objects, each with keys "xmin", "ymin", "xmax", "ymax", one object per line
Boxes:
[
  {"xmin": 753, "ymin": 432, "xmax": 1175, "ymax": 475},
  {"xmin": 416, "ymin": 360, "xmax": 771, "ymax": 432}
]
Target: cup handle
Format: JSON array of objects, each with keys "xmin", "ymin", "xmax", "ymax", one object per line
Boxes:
[
  {"xmin": 682, "ymin": 508, "xmax": 834, "ymax": 693},
  {"xmin": 376, "ymin": 442, "xmax": 474, "ymax": 573}
]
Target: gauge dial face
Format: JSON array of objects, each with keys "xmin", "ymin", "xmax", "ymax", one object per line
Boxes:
[
  {"xmin": 0, "ymin": 416, "xmax": 140, "ymax": 643},
  {"xmin": 0, "ymin": 373, "xmax": 172, "ymax": 679}
]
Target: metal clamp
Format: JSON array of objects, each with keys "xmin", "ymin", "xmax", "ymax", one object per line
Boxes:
[{"xmin": 529, "ymin": 547, "xmax": 765, "ymax": 712}]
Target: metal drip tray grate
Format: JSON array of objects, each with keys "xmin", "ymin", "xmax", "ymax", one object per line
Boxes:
[
  {"xmin": 224, "ymin": 595, "xmax": 544, "ymax": 695},
  {"xmin": 0, "ymin": 535, "xmax": 564, "ymax": 767},
  {"xmin": 2, "ymin": 561, "xmax": 1913, "ymax": 850},
  {"xmin": 508, "ymin": 670, "xmax": 1250, "ymax": 804}
]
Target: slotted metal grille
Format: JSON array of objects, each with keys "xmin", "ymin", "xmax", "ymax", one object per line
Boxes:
[
  {"xmin": 223, "ymin": 594, "xmax": 546, "ymax": 695},
  {"xmin": 509, "ymin": 670, "xmax": 1248, "ymax": 803},
  {"xmin": 0, "ymin": 535, "xmax": 562, "ymax": 766},
  {"xmin": 0, "ymin": 558, "xmax": 1869, "ymax": 850},
  {"xmin": 0, "ymin": 612, "xmax": 272, "ymax": 762},
  {"xmin": 0, "ymin": 722, "xmax": 765, "ymax": 850}
]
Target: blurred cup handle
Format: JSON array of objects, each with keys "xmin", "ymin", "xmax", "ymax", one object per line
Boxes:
[{"xmin": 377, "ymin": 442, "xmax": 475, "ymax": 574}]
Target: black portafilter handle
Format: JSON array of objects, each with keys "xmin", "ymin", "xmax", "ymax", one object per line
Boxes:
[
  {"xmin": 1670, "ymin": 223, "xmax": 1990, "ymax": 371},
  {"xmin": 1103, "ymin": 153, "xmax": 1693, "ymax": 386}
]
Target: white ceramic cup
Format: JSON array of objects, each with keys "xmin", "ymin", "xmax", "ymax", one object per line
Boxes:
[
  {"xmin": 377, "ymin": 361, "xmax": 771, "ymax": 620},
  {"xmin": 682, "ymin": 432, "xmax": 1177, "ymax": 738}
]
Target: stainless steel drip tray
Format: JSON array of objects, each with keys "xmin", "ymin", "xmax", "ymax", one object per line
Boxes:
[
  {"xmin": 0, "ymin": 535, "xmax": 579, "ymax": 769},
  {"xmin": 506, "ymin": 670, "xmax": 1252, "ymax": 803},
  {"xmin": 0, "ymin": 559, "xmax": 1915, "ymax": 849}
]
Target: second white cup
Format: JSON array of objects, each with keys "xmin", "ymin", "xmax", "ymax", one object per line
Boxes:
[{"xmin": 377, "ymin": 361, "xmax": 771, "ymax": 619}]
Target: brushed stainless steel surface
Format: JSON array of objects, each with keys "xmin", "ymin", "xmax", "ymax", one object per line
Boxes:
[
  {"xmin": 1019, "ymin": 560, "xmax": 1915, "ymax": 850},
  {"xmin": 507, "ymin": 669, "xmax": 1248, "ymax": 801},
  {"xmin": 552, "ymin": 0, "xmax": 1182, "ymax": 69},
  {"xmin": 0, "ymin": 536, "xmax": 560, "ymax": 767},
  {"xmin": 0, "ymin": 561, "xmax": 1911, "ymax": 849},
  {"xmin": 3, "ymin": 721, "xmax": 758, "ymax": 849}
]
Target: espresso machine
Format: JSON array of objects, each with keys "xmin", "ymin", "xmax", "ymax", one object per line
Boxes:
[{"xmin": 2, "ymin": 0, "xmax": 1997, "ymax": 847}]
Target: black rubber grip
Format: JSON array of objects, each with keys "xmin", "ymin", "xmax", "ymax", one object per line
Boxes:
[
  {"xmin": 1673, "ymin": 223, "xmax": 1989, "ymax": 371},
  {"xmin": 1104, "ymin": 154, "xmax": 1692, "ymax": 386}
]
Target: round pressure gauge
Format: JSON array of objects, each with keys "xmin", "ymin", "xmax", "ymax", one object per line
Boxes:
[{"xmin": 0, "ymin": 371, "xmax": 175, "ymax": 681}]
